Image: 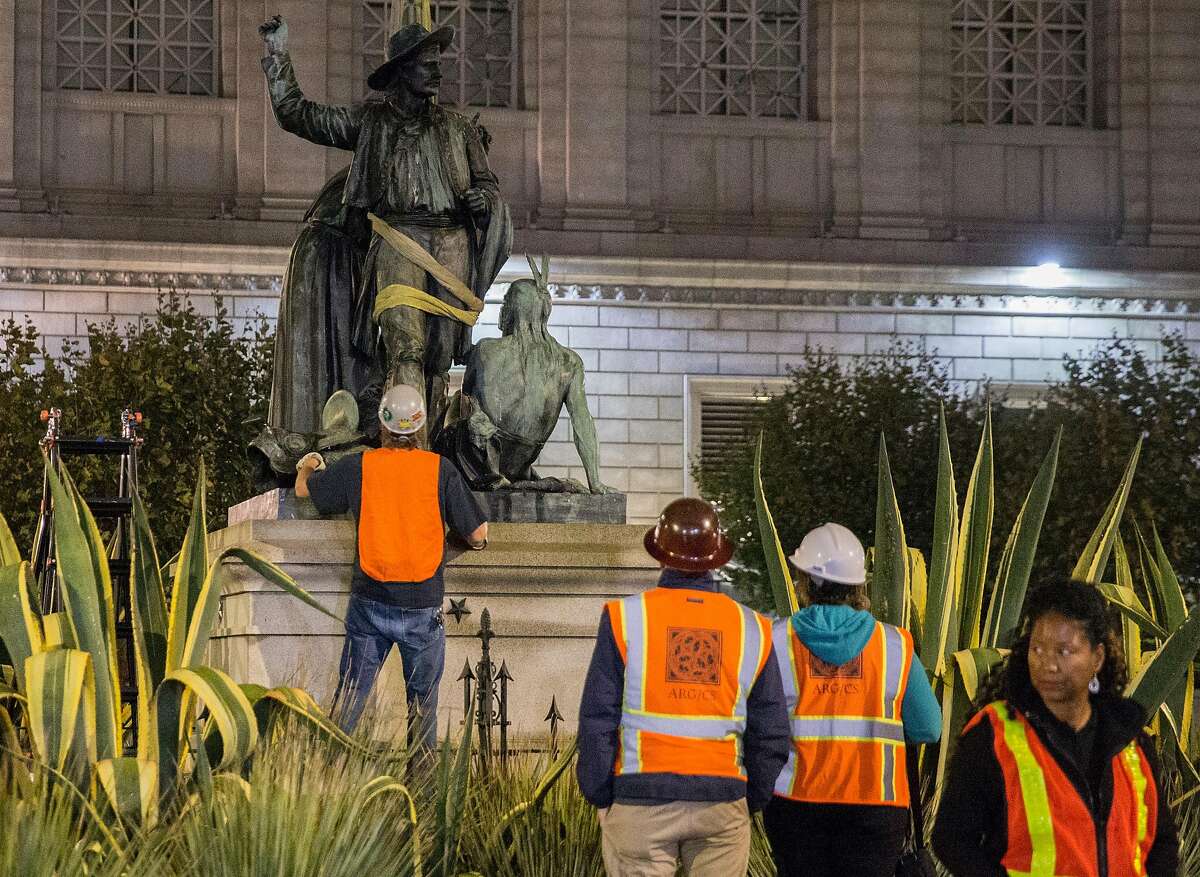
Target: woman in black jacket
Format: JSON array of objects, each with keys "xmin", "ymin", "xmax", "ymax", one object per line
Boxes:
[{"xmin": 932, "ymin": 580, "xmax": 1179, "ymax": 877}]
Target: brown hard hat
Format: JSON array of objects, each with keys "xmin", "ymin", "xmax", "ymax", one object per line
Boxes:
[{"xmin": 643, "ymin": 497, "xmax": 734, "ymax": 572}]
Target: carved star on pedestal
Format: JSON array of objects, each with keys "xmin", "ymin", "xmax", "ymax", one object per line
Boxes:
[{"xmin": 446, "ymin": 597, "xmax": 472, "ymax": 625}]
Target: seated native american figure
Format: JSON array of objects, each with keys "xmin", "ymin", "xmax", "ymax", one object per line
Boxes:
[{"xmin": 436, "ymin": 258, "xmax": 617, "ymax": 494}]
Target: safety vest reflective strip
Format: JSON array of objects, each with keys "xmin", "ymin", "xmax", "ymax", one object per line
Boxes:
[
  {"xmin": 1124, "ymin": 745, "xmax": 1149, "ymax": 876},
  {"xmin": 617, "ymin": 593, "xmax": 765, "ymax": 776},
  {"xmin": 773, "ymin": 620, "xmax": 909, "ymax": 798},
  {"xmin": 994, "ymin": 705, "xmax": 1058, "ymax": 877}
]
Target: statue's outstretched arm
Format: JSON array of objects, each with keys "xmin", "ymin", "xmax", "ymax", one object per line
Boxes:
[
  {"xmin": 260, "ymin": 17, "xmax": 361, "ymax": 150},
  {"xmin": 565, "ymin": 359, "xmax": 616, "ymax": 495}
]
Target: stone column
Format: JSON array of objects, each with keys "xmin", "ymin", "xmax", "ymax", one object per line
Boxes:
[
  {"xmin": 1148, "ymin": 0, "xmax": 1200, "ymax": 246},
  {"xmin": 559, "ymin": 0, "xmax": 637, "ymax": 230},
  {"xmin": 0, "ymin": 0, "xmax": 18, "ymax": 209},
  {"xmin": 1118, "ymin": 0, "xmax": 1152, "ymax": 245},
  {"xmin": 11, "ymin": 0, "xmax": 44, "ymax": 211},
  {"xmin": 259, "ymin": 0, "xmax": 332, "ymax": 221},
  {"xmin": 234, "ymin": 0, "xmax": 268, "ymax": 219}
]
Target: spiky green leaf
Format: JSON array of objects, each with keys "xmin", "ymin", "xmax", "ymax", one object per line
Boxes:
[
  {"xmin": 44, "ymin": 458, "xmax": 121, "ymax": 760},
  {"xmin": 25, "ymin": 648, "xmax": 97, "ymax": 775},
  {"xmin": 130, "ymin": 489, "xmax": 169, "ymax": 759},
  {"xmin": 1072, "ymin": 439, "xmax": 1141, "ymax": 583},
  {"xmin": 921, "ymin": 406, "xmax": 958, "ymax": 676},
  {"xmin": 0, "ymin": 561, "xmax": 42, "ymax": 689},
  {"xmin": 1128, "ymin": 607, "xmax": 1200, "ymax": 718},
  {"xmin": 954, "ymin": 408, "xmax": 994, "ymax": 651},
  {"xmin": 94, "ymin": 757, "xmax": 159, "ymax": 828},
  {"xmin": 165, "ymin": 463, "xmax": 209, "ymax": 673},
  {"xmin": 152, "ymin": 665, "xmax": 258, "ymax": 802},
  {"xmin": 870, "ymin": 435, "xmax": 909, "ymax": 628},
  {"xmin": 753, "ymin": 433, "xmax": 798, "ymax": 618},
  {"xmin": 982, "ymin": 430, "xmax": 1059, "ymax": 649}
]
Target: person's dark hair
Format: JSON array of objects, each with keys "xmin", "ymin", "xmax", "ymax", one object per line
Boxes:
[
  {"xmin": 973, "ymin": 579, "xmax": 1128, "ymax": 712},
  {"xmin": 805, "ymin": 574, "xmax": 871, "ymax": 611},
  {"xmin": 381, "ymin": 430, "xmax": 418, "ymax": 449}
]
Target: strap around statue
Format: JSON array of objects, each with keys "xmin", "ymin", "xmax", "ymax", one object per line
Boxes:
[{"xmin": 368, "ymin": 212, "xmax": 485, "ymax": 325}]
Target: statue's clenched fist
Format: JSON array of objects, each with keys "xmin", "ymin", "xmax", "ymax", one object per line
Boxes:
[{"xmin": 258, "ymin": 15, "xmax": 288, "ymax": 54}]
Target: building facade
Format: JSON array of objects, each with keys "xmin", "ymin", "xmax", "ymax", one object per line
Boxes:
[{"xmin": 2, "ymin": 0, "xmax": 1199, "ymax": 521}]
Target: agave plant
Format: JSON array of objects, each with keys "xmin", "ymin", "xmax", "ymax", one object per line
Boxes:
[
  {"xmin": 753, "ymin": 406, "xmax": 1200, "ymax": 805},
  {"xmin": 0, "ymin": 456, "xmax": 361, "ymax": 839}
]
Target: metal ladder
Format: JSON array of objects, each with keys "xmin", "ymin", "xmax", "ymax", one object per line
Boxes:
[{"xmin": 32, "ymin": 407, "xmax": 144, "ymax": 753}]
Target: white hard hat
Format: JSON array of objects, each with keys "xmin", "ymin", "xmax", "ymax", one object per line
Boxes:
[
  {"xmin": 789, "ymin": 522, "xmax": 867, "ymax": 586},
  {"xmin": 378, "ymin": 384, "xmax": 426, "ymax": 435}
]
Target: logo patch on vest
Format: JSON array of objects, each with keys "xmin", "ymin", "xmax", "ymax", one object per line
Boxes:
[
  {"xmin": 809, "ymin": 653, "xmax": 863, "ymax": 678},
  {"xmin": 666, "ymin": 627, "xmax": 723, "ymax": 686}
]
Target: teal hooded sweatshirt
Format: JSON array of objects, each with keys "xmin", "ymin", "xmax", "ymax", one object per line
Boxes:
[{"xmin": 788, "ymin": 604, "xmax": 942, "ymax": 743}]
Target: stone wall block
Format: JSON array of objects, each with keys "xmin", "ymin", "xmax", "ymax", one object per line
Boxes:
[
  {"xmin": 718, "ymin": 352, "xmax": 778, "ymax": 375},
  {"xmin": 984, "ymin": 336, "xmax": 1042, "ymax": 359},
  {"xmin": 689, "ymin": 329, "xmax": 748, "ymax": 352},
  {"xmin": 718, "ymin": 309, "xmax": 777, "ymax": 331},
  {"xmin": 954, "ymin": 315, "xmax": 1012, "ymax": 336},
  {"xmin": 659, "ymin": 307, "xmax": 718, "ymax": 329},
  {"xmin": 599, "ymin": 349, "xmax": 657, "ymax": 372},
  {"xmin": 599, "ymin": 307, "xmax": 659, "ymax": 328},
  {"xmin": 779, "ymin": 312, "xmax": 838, "ymax": 333},
  {"xmin": 1013, "ymin": 316, "xmax": 1071, "ymax": 337},
  {"xmin": 569, "ymin": 326, "xmax": 629, "ymax": 350},
  {"xmin": 630, "ymin": 327, "xmax": 687, "ymax": 350}
]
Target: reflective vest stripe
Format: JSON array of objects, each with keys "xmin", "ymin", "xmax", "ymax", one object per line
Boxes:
[
  {"xmin": 620, "ymin": 595, "xmax": 648, "ymax": 774},
  {"xmin": 1124, "ymin": 743, "xmax": 1149, "ymax": 876},
  {"xmin": 622, "ymin": 712, "xmax": 743, "ymax": 738},
  {"xmin": 882, "ymin": 624, "xmax": 906, "ymax": 719},
  {"xmin": 773, "ymin": 620, "xmax": 800, "ymax": 797},
  {"xmin": 789, "ymin": 716, "xmax": 905, "ymax": 742},
  {"xmin": 879, "ymin": 624, "xmax": 907, "ymax": 802},
  {"xmin": 995, "ymin": 706, "xmax": 1058, "ymax": 877}
]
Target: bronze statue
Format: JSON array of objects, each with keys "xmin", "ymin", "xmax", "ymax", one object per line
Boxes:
[
  {"xmin": 257, "ymin": 12, "xmax": 512, "ymax": 450},
  {"xmin": 436, "ymin": 259, "xmax": 616, "ymax": 495}
]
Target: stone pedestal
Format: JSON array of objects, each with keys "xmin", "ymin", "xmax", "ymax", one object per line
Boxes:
[{"xmin": 206, "ymin": 516, "xmax": 655, "ymax": 740}]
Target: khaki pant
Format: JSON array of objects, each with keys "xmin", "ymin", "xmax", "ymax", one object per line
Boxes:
[{"xmin": 600, "ymin": 799, "xmax": 751, "ymax": 877}]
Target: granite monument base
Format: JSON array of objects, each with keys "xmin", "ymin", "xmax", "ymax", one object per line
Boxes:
[{"xmin": 206, "ymin": 514, "xmax": 655, "ymax": 741}]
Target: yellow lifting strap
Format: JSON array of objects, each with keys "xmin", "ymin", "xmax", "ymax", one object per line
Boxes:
[{"xmin": 367, "ymin": 212, "xmax": 485, "ymax": 325}]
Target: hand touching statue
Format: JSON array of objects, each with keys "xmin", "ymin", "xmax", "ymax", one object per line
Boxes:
[{"xmin": 258, "ymin": 15, "xmax": 288, "ymax": 55}]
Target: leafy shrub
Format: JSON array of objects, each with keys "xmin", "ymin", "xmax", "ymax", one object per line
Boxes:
[
  {"xmin": 698, "ymin": 336, "xmax": 1200, "ymax": 609},
  {"xmin": 0, "ymin": 293, "xmax": 272, "ymax": 553}
]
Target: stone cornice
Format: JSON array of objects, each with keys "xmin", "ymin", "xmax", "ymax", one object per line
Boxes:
[
  {"xmin": 1, "ymin": 265, "xmax": 1198, "ymax": 316},
  {"xmin": 1, "ymin": 243, "xmax": 1199, "ymax": 315}
]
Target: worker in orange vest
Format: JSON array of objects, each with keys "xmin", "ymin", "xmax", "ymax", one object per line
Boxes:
[
  {"xmin": 295, "ymin": 384, "xmax": 488, "ymax": 751},
  {"xmin": 765, "ymin": 522, "xmax": 942, "ymax": 877},
  {"xmin": 933, "ymin": 580, "xmax": 1179, "ymax": 877},
  {"xmin": 577, "ymin": 497, "xmax": 790, "ymax": 877}
]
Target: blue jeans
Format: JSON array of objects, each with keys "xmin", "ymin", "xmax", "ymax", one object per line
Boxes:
[{"xmin": 333, "ymin": 595, "xmax": 445, "ymax": 752}]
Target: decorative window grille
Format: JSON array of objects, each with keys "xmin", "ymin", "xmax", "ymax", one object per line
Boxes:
[
  {"xmin": 362, "ymin": 1, "xmax": 516, "ymax": 107},
  {"xmin": 657, "ymin": 0, "xmax": 807, "ymax": 120},
  {"xmin": 54, "ymin": 0, "xmax": 217, "ymax": 96},
  {"xmin": 950, "ymin": 0, "xmax": 1091, "ymax": 126},
  {"xmin": 698, "ymin": 396, "xmax": 771, "ymax": 468}
]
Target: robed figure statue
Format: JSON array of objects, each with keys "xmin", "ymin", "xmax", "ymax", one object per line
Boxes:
[{"xmin": 253, "ymin": 9, "xmax": 511, "ymax": 471}]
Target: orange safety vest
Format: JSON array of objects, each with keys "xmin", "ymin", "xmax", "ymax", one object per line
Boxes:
[
  {"xmin": 773, "ymin": 618, "xmax": 914, "ymax": 806},
  {"xmin": 357, "ymin": 447, "xmax": 444, "ymax": 582},
  {"xmin": 967, "ymin": 702, "xmax": 1157, "ymax": 877},
  {"xmin": 607, "ymin": 587, "xmax": 771, "ymax": 780}
]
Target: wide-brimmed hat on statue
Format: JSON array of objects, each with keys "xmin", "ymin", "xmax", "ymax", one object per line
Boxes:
[
  {"xmin": 643, "ymin": 497, "xmax": 735, "ymax": 572},
  {"xmin": 367, "ymin": 22, "xmax": 455, "ymax": 91}
]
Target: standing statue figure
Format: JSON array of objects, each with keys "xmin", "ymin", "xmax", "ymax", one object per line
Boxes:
[
  {"xmin": 258, "ymin": 12, "xmax": 512, "ymax": 448},
  {"xmin": 436, "ymin": 258, "xmax": 617, "ymax": 494}
]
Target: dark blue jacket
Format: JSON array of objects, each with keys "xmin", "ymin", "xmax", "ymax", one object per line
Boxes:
[{"xmin": 576, "ymin": 569, "xmax": 791, "ymax": 812}]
